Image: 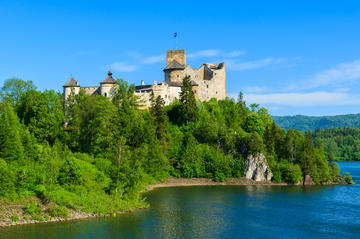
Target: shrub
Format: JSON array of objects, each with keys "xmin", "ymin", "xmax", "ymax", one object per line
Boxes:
[
  {"xmin": 58, "ymin": 158, "xmax": 83, "ymax": 186},
  {"xmin": 344, "ymin": 172, "xmax": 352, "ymax": 184},
  {"xmin": 48, "ymin": 205, "xmax": 69, "ymax": 219},
  {"xmin": 34, "ymin": 184, "xmax": 46, "ymax": 197},
  {"xmin": 282, "ymin": 164, "xmax": 302, "ymax": 184},
  {"xmin": 11, "ymin": 214, "xmax": 19, "ymax": 222},
  {"xmin": 31, "ymin": 215, "xmax": 44, "ymax": 221},
  {"xmin": 24, "ymin": 202, "xmax": 41, "ymax": 216}
]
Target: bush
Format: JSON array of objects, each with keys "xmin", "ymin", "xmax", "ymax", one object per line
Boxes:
[
  {"xmin": 34, "ymin": 184, "xmax": 46, "ymax": 197},
  {"xmin": 48, "ymin": 205, "xmax": 69, "ymax": 219},
  {"xmin": 31, "ymin": 215, "xmax": 44, "ymax": 221},
  {"xmin": 269, "ymin": 161, "xmax": 302, "ymax": 184},
  {"xmin": 282, "ymin": 164, "xmax": 302, "ymax": 184},
  {"xmin": 11, "ymin": 214, "xmax": 19, "ymax": 222},
  {"xmin": 344, "ymin": 172, "xmax": 352, "ymax": 184},
  {"xmin": 24, "ymin": 202, "xmax": 42, "ymax": 216},
  {"xmin": 58, "ymin": 158, "xmax": 83, "ymax": 186}
]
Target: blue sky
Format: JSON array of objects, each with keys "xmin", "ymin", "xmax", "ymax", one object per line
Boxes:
[{"xmin": 1, "ymin": 0, "xmax": 360, "ymax": 116}]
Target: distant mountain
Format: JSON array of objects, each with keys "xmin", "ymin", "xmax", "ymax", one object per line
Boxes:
[{"xmin": 272, "ymin": 114, "xmax": 360, "ymax": 131}]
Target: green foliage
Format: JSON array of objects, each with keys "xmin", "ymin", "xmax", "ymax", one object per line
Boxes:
[
  {"xmin": 11, "ymin": 214, "xmax": 19, "ymax": 222},
  {"xmin": 0, "ymin": 77, "xmax": 346, "ymax": 219},
  {"xmin": 179, "ymin": 76, "xmax": 198, "ymax": 124},
  {"xmin": 312, "ymin": 127, "xmax": 360, "ymax": 161},
  {"xmin": 48, "ymin": 205, "xmax": 69, "ymax": 219},
  {"xmin": 150, "ymin": 94, "xmax": 167, "ymax": 143},
  {"xmin": 245, "ymin": 113, "xmax": 264, "ymax": 136},
  {"xmin": 0, "ymin": 158, "xmax": 15, "ymax": 196},
  {"xmin": 58, "ymin": 158, "xmax": 83, "ymax": 187},
  {"xmin": 0, "ymin": 103, "xmax": 25, "ymax": 161},
  {"xmin": 273, "ymin": 114, "xmax": 360, "ymax": 131},
  {"xmin": 31, "ymin": 215, "xmax": 44, "ymax": 221},
  {"xmin": 344, "ymin": 172, "xmax": 352, "ymax": 184},
  {"xmin": 1, "ymin": 78, "xmax": 36, "ymax": 106},
  {"xmin": 24, "ymin": 202, "xmax": 42, "ymax": 216},
  {"xmin": 269, "ymin": 161, "xmax": 302, "ymax": 184}
]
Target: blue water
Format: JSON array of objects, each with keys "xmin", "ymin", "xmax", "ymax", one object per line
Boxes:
[{"xmin": 1, "ymin": 162, "xmax": 360, "ymax": 239}]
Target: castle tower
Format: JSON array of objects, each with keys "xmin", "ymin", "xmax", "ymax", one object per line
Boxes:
[
  {"xmin": 164, "ymin": 49, "xmax": 186, "ymax": 83},
  {"xmin": 63, "ymin": 76, "xmax": 80, "ymax": 100},
  {"xmin": 100, "ymin": 70, "xmax": 117, "ymax": 98}
]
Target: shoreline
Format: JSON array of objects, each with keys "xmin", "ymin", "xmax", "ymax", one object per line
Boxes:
[
  {"xmin": 143, "ymin": 177, "xmax": 288, "ymax": 192},
  {"xmin": 0, "ymin": 177, "xmax": 351, "ymax": 228}
]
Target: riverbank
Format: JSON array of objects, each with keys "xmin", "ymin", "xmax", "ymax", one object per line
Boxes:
[
  {"xmin": 0, "ymin": 201, "xmax": 97, "ymax": 227},
  {"xmin": 144, "ymin": 177, "xmax": 288, "ymax": 192},
  {"xmin": 0, "ymin": 176, "xmax": 352, "ymax": 228}
]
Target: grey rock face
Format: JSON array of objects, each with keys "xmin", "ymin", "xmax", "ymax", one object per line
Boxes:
[{"xmin": 245, "ymin": 153, "xmax": 273, "ymax": 181}]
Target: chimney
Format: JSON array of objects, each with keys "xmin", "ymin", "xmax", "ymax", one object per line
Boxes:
[
  {"xmin": 153, "ymin": 80, "xmax": 157, "ymax": 85},
  {"xmin": 141, "ymin": 80, "xmax": 145, "ymax": 86}
]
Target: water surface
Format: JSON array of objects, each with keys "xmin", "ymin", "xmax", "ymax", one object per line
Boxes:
[{"xmin": 1, "ymin": 162, "xmax": 360, "ymax": 239}]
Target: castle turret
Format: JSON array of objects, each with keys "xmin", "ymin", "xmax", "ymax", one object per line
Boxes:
[
  {"xmin": 100, "ymin": 70, "xmax": 117, "ymax": 98},
  {"xmin": 164, "ymin": 50, "xmax": 186, "ymax": 83},
  {"xmin": 63, "ymin": 76, "xmax": 80, "ymax": 100}
]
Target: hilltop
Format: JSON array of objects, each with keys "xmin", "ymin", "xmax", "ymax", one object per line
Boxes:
[{"xmin": 272, "ymin": 114, "xmax": 360, "ymax": 131}]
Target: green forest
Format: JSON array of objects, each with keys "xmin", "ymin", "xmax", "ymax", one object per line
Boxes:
[
  {"xmin": 0, "ymin": 77, "xmax": 345, "ymax": 219},
  {"xmin": 312, "ymin": 127, "xmax": 360, "ymax": 161},
  {"xmin": 273, "ymin": 114, "xmax": 360, "ymax": 131}
]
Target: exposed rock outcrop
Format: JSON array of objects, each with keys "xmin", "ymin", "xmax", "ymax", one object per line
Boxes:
[
  {"xmin": 245, "ymin": 153, "xmax": 273, "ymax": 181},
  {"xmin": 302, "ymin": 174, "xmax": 315, "ymax": 185}
]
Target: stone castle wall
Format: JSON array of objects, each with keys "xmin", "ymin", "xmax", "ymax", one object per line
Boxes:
[
  {"xmin": 64, "ymin": 49, "xmax": 226, "ymax": 107},
  {"xmin": 166, "ymin": 50, "xmax": 186, "ymax": 66}
]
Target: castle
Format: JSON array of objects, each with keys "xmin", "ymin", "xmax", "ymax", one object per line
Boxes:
[{"xmin": 63, "ymin": 49, "xmax": 226, "ymax": 107}]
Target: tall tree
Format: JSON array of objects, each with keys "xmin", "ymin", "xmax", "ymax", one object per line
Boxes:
[
  {"xmin": 150, "ymin": 93, "xmax": 167, "ymax": 143},
  {"xmin": 179, "ymin": 76, "xmax": 198, "ymax": 124},
  {"xmin": 2, "ymin": 78, "xmax": 36, "ymax": 106},
  {"xmin": 0, "ymin": 103, "xmax": 25, "ymax": 161}
]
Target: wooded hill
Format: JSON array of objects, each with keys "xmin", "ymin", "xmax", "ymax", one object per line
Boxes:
[
  {"xmin": 272, "ymin": 114, "xmax": 360, "ymax": 131},
  {"xmin": 0, "ymin": 77, "xmax": 344, "ymax": 219}
]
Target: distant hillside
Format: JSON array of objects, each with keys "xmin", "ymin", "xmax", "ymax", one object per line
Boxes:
[{"xmin": 272, "ymin": 114, "xmax": 360, "ymax": 131}]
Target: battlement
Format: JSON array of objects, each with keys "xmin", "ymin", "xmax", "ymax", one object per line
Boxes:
[{"xmin": 166, "ymin": 49, "xmax": 186, "ymax": 66}]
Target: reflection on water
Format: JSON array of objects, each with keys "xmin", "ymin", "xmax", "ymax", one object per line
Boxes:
[{"xmin": 1, "ymin": 162, "xmax": 360, "ymax": 239}]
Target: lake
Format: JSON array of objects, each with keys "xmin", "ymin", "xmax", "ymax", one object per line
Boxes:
[{"xmin": 1, "ymin": 162, "xmax": 360, "ymax": 239}]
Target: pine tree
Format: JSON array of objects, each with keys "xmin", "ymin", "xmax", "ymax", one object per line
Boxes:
[
  {"xmin": 179, "ymin": 76, "xmax": 198, "ymax": 124},
  {"xmin": 0, "ymin": 103, "xmax": 25, "ymax": 161},
  {"xmin": 150, "ymin": 93, "xmax": 167, "ymax": 143}
]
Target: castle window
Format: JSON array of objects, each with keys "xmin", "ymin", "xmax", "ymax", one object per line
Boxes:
[
  {"xmin": 206, "ymin": 85, "xmax": 208, "ymax": 88},
  {"xmin": 165, "ymin": 95, "xmax": 167, "ymax": 98},
  {"xmin": 104, "ymin": 93, "xmax": 107, "ymax": 97},
  {"xmin": 177, "ymin": 74, "xmax": 180, "ymax": 78},
  {"xmin": 216, "ymin": 91, "xmax": 218, "ymax": 94}
]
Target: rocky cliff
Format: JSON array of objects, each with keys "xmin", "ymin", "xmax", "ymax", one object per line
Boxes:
[{"xmin": 245, "ymin": 153, "xmax": 273, "ymax": 181}]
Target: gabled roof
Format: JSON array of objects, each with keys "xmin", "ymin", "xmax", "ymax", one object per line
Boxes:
[
  {"xmin": 163, "ymin": 60, "xmax": 185, "ymax": 71},
  {"xmin": 101, "ymin": 70, "xmax": 117, "ymax": 84},
  {"xmin": 63, "ymin": 76, "xmax": 78, "ymax": 87}
]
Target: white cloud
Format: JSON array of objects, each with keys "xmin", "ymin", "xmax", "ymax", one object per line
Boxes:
[
  {"xmin": 226, "ymin": 50, "xmax": 245, "ymax": 58},
  {"xmin": 290, "ymin": 59, "xmax": 360, "ymax": 90},
  {"xmin": 227, "ymin": 58, "xmax": 286, "ymax": 71},
  {"xmin": 188, "ymin": 49, "xmax": 220, "ymax": 59},
  {"xmin": 111, "ymin": 62, "xmax": 138, "ymax": 72},
  {"xmin": 244, "ymin": 86, "xmax": 269, "ymax": 93},
  {"xmin": 127, "ymin": 51, "xmax": 165, "ymax": 64},
  {"xmin": 243, "ymin": 91, "xmax": 360, "ymax": 106},
  {"xmin": 141, "ymin": 54, "xmax": 165, "ymax": 64}
]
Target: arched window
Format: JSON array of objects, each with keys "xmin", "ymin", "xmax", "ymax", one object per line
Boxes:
[{"xmin": 104, "ymin": 93, "xmax": 107, "ymax": 97}]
